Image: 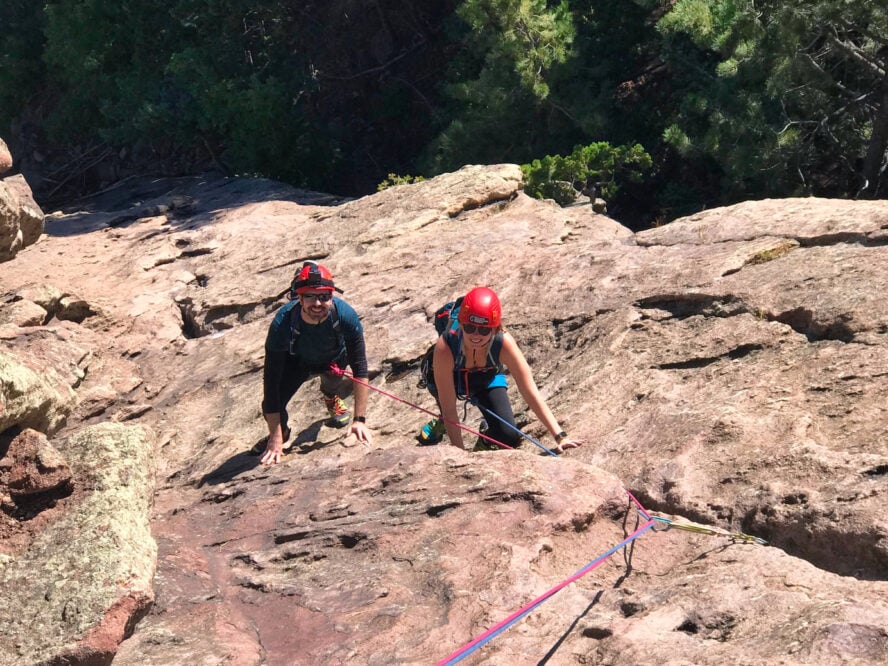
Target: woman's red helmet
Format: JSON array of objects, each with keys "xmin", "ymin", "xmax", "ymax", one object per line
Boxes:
[
  {"xmin": 458, "ymin": 287, "xmax": 501, "ymax": 328},
  {"xmin": 289, "ymin": 261, "xmax": 341, "ymax": 297}
]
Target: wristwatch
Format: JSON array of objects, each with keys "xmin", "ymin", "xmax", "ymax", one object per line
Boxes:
[
  {"xmin": 555, "ymin": 431, "xmax": 568, "ymax": 443},
  {"xmin": 353, "ymin": 416, "xmax": 366, "ymax": 423}
]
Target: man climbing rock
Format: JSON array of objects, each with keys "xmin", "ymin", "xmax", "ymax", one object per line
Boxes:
[{"xmin": 258, "ymin": 261, "xmax": 372, "ymax": 464}]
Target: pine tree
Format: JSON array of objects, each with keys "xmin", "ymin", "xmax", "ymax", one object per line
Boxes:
[{"xmin": 656, "ymin": 0, "xmax": 888, "ymax": 198}]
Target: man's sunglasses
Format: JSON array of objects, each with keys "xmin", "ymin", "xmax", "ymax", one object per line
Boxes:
[
  {"xmin": 301, "ymin": 292, "xmax": 332, "ymax": 303},
  {"xmin": 462, "ymin": 323, "xmax": 492, "ymax": 336}
]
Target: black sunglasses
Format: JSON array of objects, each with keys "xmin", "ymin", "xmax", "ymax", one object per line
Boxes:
[
  {"xmin": 302, "ymin": 292, "xmax": 332, "ymax": 303},
  {"xmin": 462, "ymin": 323, "xmax": 492, "ymax": 335}
]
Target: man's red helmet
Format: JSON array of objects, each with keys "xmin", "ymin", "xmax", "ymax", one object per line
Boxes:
[
  {"xmin": 458, "ymin": 287, "xmax": 501, "ymax": 327},
  {"xmin": 289, "ymin": 261, "xmax": 342, "ymax": 297}
]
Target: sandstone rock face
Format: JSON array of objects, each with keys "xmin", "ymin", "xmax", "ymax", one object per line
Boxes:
[
  {"xmin": 0, "ymin": 298, "xmax": 46, "ymax": 327},
  {"xmin": 0, "ymin": 423, "xmax": 156, "ymax": 666},
  {"xmin": 0, "ymin": 138, "xmax": 10, "ymax": 174},
  {"xmin": 4, "ymin": 429, "xmax": 72, "ymax": 497},
  {"xmin": 0, "ymin": 348, "xmax": 75, "ymax": 436},
  {"xmin": 0, "ymin": 135, "xmax": 45, "ymax": 263},
  {"xmin": 0, "ymin": 429, "xmax": 74, "ymax": 559},
  {"xmin": 0, "ymin": 166, "xmax": 886, "ymax": 664},
  {"xmin": 2, "ymin": 175, "xmax": 44, "ymax": 248},
  {"xmin": 0, "ymin": 181, "xmax": 23, "ymax": 262}
]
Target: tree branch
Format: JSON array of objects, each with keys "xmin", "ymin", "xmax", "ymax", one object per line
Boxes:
[
  {"xmin": 316, "ymin": 40, "xmax": 425, "ymax": 82},
  {"xmin": 825, "ymin": 33, "xmax": 886, "ymax": 78},
  {"xmin": 837, "ymin": 18, "xmax": 888, "ymax": 49},
  {"xmin": 801, "ymin": 53, "xmax": 860, "ymax": 99}
]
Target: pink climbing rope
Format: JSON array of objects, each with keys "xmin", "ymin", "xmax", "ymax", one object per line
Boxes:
[{"xmin": 329, "ymin": 364, "xmax": 514, "ymax": 450}]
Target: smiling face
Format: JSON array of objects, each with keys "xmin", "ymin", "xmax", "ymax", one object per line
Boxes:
[
  {"xmin": 299, "ymin": 290, "xmax": 333, "ymax": 321},
  {"xmin": 461, "ymin": 322, "xmax": 495, "ymax": 349}
]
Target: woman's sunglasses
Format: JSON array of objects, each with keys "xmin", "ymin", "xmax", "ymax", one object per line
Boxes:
[
  {"xmin": 301, "ymin": 292, "xmax": 332, "ymax": 303},
  {"xmin": 462, "ymin": 323, "xmax": 492, "ymax": 335}
]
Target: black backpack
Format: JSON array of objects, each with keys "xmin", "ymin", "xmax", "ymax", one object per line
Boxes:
[
  {"xmin": 418, "ymin": 297, "xmax": 461, "ymax": 388},
  {"xmin": 433, "ymin": 296, "xmax": 463, "ymax": 336}
]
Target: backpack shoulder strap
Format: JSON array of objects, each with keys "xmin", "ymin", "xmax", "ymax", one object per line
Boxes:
[
  {"xmin": 448, "ymin": 296, "xmax": 464, "ymax": 334},
  {"xmin": 331, "ymin": 301, "xmax": 346, "ymax": 351},
  {"xmin": 444, "ymin": 330, "xmax": 465, "ymax": 370},
  {"xmin": 330, "ymin": 301, "xmax": 341, "ymax": 330},
  {"xmin": 288, "ymin": 301, "xmax": 302, "ymax": 354},
  {"xmin": 287, "ymin": 301, "xmax": 343, "ymax": 353},
  {"xmin": 487, "ymin": 332, "xmax": 505, "ymax": 372}
]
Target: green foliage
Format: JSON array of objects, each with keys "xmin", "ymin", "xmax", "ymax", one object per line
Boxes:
[
  {"xmin": 655, "ymin": 0, "xmax": 888, "ymax": 198},
  {"xmin": 657, "ymin": 0, "xmax": 755, "ymax": 51},
  {"xmin": 26, "ymin": 1, "xmax": 463, "ymax": 193},
  {"xmin": 662, "ymin": 124, "xmax": 692, "ymax": 156},
  {"xmin": 4, "ymin": 0, "xmax": 887, "ymax": 221},
  {"xmin": 377, "ymin": 174, "xmax": 426, "ymax": 191},
  {"xmin": 34, "ymin": 0, "xmax": 336, "ymax": 184},
  {"xmin": 0, "ymin": 2, "xmax": 47, "ymax": 128},
  {"xmin": 521, "ymin": 142, "xmax": 652, "ymax": 206},
  {"xmin": 457, "ymin": 0, "xmax": 575, "ymax": 99},
  {"xmin": 423, "ymin": 0, "xmax": 575, "ymax": 174},
  {"xmin": 747, "ymin": 240, "xmax": 797, "ymax": 265},
  {"xmin": 41, "ymin": 1, "xmax": 183, "ymax": 140}
]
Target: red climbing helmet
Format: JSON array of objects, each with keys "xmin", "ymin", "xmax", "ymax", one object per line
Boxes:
[
  {"xmin": 458, "ymin": 287, "xmax": 502, "ymax": 328},
  {"xmin": 289, "ymin": 261, "xmax": 342, "ymax": 297}
]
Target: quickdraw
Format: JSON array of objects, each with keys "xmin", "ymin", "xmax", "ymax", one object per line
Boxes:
[{"xmin": 647, "ymin": 513, "xmax": 768, "ymax": 545}]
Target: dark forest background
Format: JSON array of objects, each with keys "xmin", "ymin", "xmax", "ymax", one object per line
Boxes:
[{"xmin": 2, "ymin": 1, "xmax": 886, "ymax": 229}]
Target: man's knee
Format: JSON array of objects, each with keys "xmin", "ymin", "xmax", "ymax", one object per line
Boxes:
[{"xmin": 320, "ymin": 372, "xmax": 349, "ymax": 397}]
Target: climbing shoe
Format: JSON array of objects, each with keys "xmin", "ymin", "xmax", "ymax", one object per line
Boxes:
[
  {"xmin": 323, "ymin": 394, "xmax": 351, "ymax": 428},
  {"xmin": 418, "ymin": 418, "xmax": 446, "ymax": 445},
  {"xmin": 472, "ymin": 419, "xmax": 495, "ymax": 451},
  {"xmin": 472, "ymin": 436, "xmax": 500, "ymax": 452}
]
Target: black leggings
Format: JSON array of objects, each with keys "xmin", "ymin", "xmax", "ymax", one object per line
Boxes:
[
  {"xmin": 470, "ymin": 387, "xmax": 522, "ymax": 448},
  {"xmin": 427, "ymin": 376, "xmax": 521, "ymax": 448}
]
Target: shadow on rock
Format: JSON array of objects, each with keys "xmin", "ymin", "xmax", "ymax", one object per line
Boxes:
[
  {"xmin": 196, "ymin": 421, "xmax": 327, "ymax": 487},
  {"xmin": 47, "ymin": 175, "xmax": 347, "ymax": 237},
  {"xmin": 289, "ymin": 420, "xmax": 333, "ymax": 455}
]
